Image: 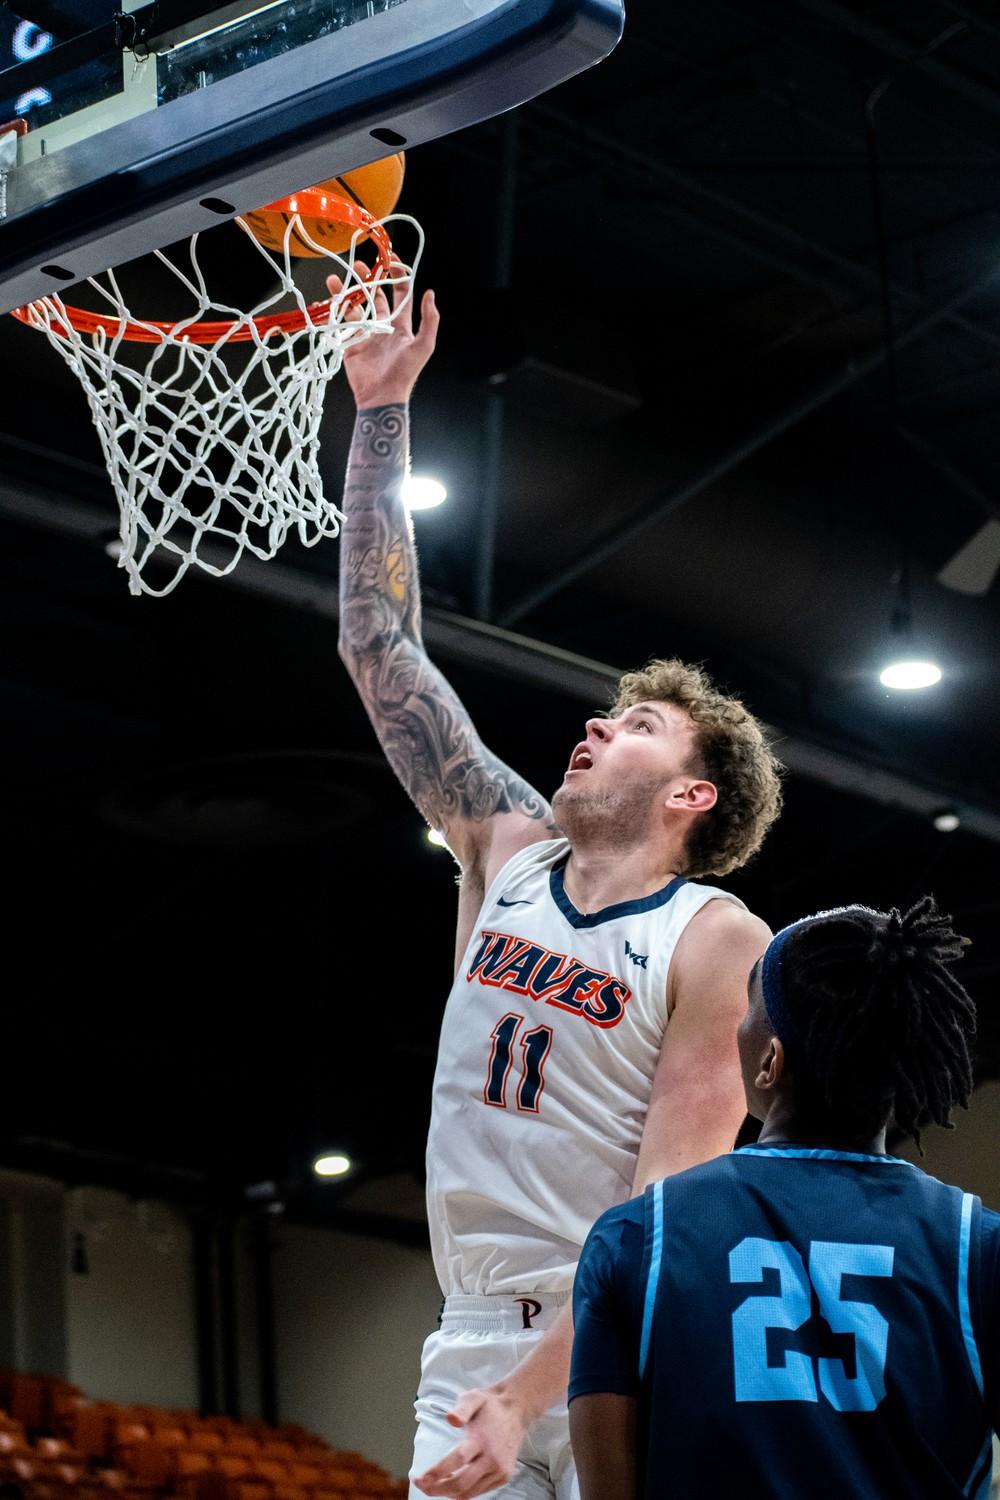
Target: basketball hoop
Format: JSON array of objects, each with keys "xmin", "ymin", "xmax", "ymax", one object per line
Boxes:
[{"xmin": 11, "ymin": 190, "xmax": 423, "ymax": 596}]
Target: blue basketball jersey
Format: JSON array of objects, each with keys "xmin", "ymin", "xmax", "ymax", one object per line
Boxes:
[{"xmin": 570, "ymin": 1144, "xmax": 1000, "ymax": 1499}]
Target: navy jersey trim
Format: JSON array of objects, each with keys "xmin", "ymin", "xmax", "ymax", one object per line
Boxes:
[
  {"xmin": 735, "ymin": 1145, "xmax": 915, "ymax": 1166},
  {"xmin": 638, "ymin": 1181, "xmax": 664, "ymax": 1380},
  {"xmin": 549, "ymin": 860, "xmax": 687, "ymax": 929}
]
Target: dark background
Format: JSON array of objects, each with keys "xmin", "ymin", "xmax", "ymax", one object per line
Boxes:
[{"xmin": 1, "ymin": 0, "xmax": 998, "ymax": 1234}]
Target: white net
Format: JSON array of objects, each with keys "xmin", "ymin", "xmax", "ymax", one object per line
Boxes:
[{"xmin": 17, "ymin": 212, "xmax": 423, "ymax": 596}]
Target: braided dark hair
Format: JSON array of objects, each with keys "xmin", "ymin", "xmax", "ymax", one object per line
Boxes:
[{"xmin": 780, "ymin": 896, "xmax": 975, "ymax": 1152}]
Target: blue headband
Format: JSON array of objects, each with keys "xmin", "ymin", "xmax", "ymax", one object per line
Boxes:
[
  {"xmin": 761, "ymin": 906, "xmax": 861, "ymax": 1057},
  {"xmin": 760, "ymin": 921, "xmax": 809, "ymax": 1056}
]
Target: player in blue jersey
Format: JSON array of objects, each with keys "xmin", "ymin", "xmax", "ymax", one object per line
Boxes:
[{"xmin": 569, "ymin": 896, "xmax": 995, "ymax": 1500}]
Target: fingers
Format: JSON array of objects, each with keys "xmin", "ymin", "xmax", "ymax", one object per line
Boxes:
[
  {"xmin": 380, "ymin": 255, "xmax": 411, "ymax": 334},
  {"xmin": 414, "ymin": 1453, "xmax": 507, "ymax": 1499},
  {"xmin": 414, "ymin": 288, "xmax": 440, "ymax": 354},
  {"xmin": 413, "ymin": 1443, "xmax": 476, "ymax": 1494},
  {"xmin": 446, "ymin": 1390, "xmax": 486, "ymax": 1428}
]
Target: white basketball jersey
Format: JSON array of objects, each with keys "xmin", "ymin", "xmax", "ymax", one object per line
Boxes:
[{"xmin": 426, "ymin": 837, "xmax": 745, "ymax": 1296}]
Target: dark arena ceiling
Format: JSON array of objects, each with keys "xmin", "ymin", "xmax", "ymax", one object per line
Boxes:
[{"xmin": 1, "ymin": 0, "xmax": 999, "ymax": 1234}]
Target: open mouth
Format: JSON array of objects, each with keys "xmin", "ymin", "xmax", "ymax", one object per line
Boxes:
[{"xmin": 567, "ymin": 744, "xmax": 594, "ymax": 773}]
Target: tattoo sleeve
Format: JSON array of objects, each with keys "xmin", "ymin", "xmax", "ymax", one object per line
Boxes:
[{"xmin": 338, "ymin": 404, "xmax": 553, "ymax": 850}]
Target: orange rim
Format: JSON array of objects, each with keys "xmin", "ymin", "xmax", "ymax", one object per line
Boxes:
[{"xmin": 10, "ymin": 190, "xmax": 396, "ymax": 344}]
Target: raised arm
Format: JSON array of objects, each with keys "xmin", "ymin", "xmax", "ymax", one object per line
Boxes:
[{"xmin": 334, "ymin": 267, "xmax": 555, "ymax": 891}]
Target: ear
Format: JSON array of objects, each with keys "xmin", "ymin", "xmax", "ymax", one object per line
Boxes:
[
  {"xmin": 754, "ymin": 1036, "xmax": 786, "ymax": 1091},
  {"xmin": 665, "ymin": 779, "xmax": 718, "ymax": 815}
]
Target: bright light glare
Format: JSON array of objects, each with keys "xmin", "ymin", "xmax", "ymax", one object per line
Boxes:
[
  {"xmin": 402, "ymin": 475, "xmax": 447, "ymax": 511},
  {"xmin": 879, "ymin": 659, "xmax": 942, "ymax": 690},
  {"xmin": 313, "ymin": 1153, "xmax": 352, "ymax": 1179},
  {"xmin": 426, "ymin": 828, "xmax": 448, "ymax": 848},
  {"xmin": 933, "ymin": 810, "xmax": 960, "ymax": 833}
]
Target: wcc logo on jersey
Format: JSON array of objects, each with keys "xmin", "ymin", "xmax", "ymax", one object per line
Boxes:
[{"xmin": 468, "ymin": 930, "xmax": 632, "ymax": 1028}]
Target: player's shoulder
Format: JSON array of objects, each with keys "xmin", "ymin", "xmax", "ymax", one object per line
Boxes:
[
  {"xmin": 659, "ymin": 1150, "xmax": 743, "ymax": 1195},
  {"xmin": 481, "ymin": 828, "xmax": 568, "ymax": 894},
  {"xmin": 578, "ymin": 1196, "xmax": 647, "ymax": 1302},
  {"xmin": 582, "ymin": 1195, "xmax": 647, "ymax": 1271},
  {"xmin": 980, "ymin": 1204, "xmax": 1000, "ymax": 1256},
  {"xmin": 681, "ymin": 893, "xmax": 771, "ymax": 949},
  {"xmin": 589, "ymin": 1193, "xmax": 646, "ymax": 1244},
  {"xmin": 671, "ymin": 896, "xmax": 771, "ymax": 986}
]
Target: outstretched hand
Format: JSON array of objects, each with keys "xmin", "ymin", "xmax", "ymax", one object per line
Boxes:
[
  {"xmin": 413, "ymin": 1387, "xmax": 527, "ymax": 1499},
  {"xmin": 327, "ymin": 256, "xmax": 439, "ymax": 409}
]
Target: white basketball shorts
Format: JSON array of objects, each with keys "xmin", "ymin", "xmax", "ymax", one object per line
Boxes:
[{"xmin": 409, "ymin": 1292, "xmax": 580, "ymax": 1500}]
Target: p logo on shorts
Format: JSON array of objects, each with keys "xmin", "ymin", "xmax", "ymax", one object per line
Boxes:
[{"xmin": 514, "ymin": 1297, "xmax": 543, "ymax": 1329}]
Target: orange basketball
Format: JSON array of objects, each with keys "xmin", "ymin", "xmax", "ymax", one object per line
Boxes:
[{"xmin": 242, "ymin": 152, "xmax": 405, "ymax": 258}]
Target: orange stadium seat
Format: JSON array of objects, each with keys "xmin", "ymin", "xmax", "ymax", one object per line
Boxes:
[
  {"xmin": 258, "ymin": 1444, "xmax": 295, "ymax": 1463},
  {"xmin": 189, "ymin": 1433, "xmax": 225, "ymax": 1454},
  {"xmin": 215, "ymin": 1457, "xmax": 251, "ymax": 1481},
  {"xmin": 174, "ymin": 1451, "xmax": 212, "ymax": 1481},
  {"xmin": 0, "ymin": 1426, "xmax": 32, "ymax": 1460},
  {"xmin": 287, "ymin": 1464, "xmax": 321, "ymax": 1486},
  {"xmin": 315, "ymin": 1472, "xmax": 355, "ymax": 1492},
  {"xmin": 111, "ymin": 1424, "xmax": 149, "ymax": 1451},
  {"xmin": 36, "ymin": 1438, "xmax": 85, "ymax": 1464},
  {"xmin": 125, "ymin": 1442, "xmax": 176, "ymax": 1487},
  {"xmin": 234, "ymin": 1485, "xmax": 270, "ymax": 1500},
  {"xmin": 150, "ymin": 1428, "xmax": 187, "ymax": 1449},
  {"xmin": 9, "ymin": 1375, "xmax": 46, "ymax": 1430},
  {"xmin": 252, "ymin": 1461, "xmax": 287, "ymax": 1485},
  {"xmin": 68, "ymin": 1406, "xmax": 111, "ymax": 1460},
  {"xmin": 0, "ymin": 1380, "xmax": 407, "ymax": 1500},
  {"xmin": 220, "ymin": 1438, "xmax": 256, "ymax": 1457}
]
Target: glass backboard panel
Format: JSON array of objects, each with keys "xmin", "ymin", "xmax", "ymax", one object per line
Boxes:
[{"xmin": 0, "ymin": 0, "xmax": 624, "ymax": 312}]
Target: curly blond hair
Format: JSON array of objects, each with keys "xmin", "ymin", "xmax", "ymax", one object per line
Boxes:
[{"xmin": 611, "ymin": 658, "xmax": 783, "ymax": 878}]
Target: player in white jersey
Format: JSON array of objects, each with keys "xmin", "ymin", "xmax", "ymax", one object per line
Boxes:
[{"xmin": 331, "ymin": 265, "xmax": 782, "ymax": 1500}]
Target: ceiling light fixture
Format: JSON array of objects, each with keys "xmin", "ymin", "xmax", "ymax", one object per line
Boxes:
[
  {"xmin": 313, "ymin": 1152, "xmax": 352, "ymax": 1179},
  {"xmin": 402, "ymin": 475, "xmax": 447, "ymax": 511},
  {"xmin": 932, "ymin": 808, "xmax": 960, "ymax": 833},
  {"xmin": 879, "ymin": 659, "xmax": 942, "ymax": 691},
  {"xmin": 878, "ymin": 552, "xmax": 942, "ymax": 692}
]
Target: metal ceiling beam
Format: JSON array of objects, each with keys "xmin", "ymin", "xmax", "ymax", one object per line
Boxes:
[
  {"xmin": 525, "ymin": 105, "xmax": 1000, "ymax": 363},
  {"xmin": 897, "ymin": 425, "xmax": 1000, "ymax": 525},
  {"xmin": 939, "ymin": 2, "xmax": 1000, "ymax": 48},
  {"xmin": 788, "ymin": 0, "xmax": 1000, "ymax": 125},
  {"xmin": 499, "ymin": 252, "xmax": 1000, "ymax": 628},
  {"xmin": 1, "ymin": 460, "xmax": 999, "ymax": 843}
]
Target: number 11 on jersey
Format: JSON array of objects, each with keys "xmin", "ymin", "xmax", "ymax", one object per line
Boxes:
[{"xmin": 484, "ymin": 1013, "xmax": 554, "ymax": 1112}]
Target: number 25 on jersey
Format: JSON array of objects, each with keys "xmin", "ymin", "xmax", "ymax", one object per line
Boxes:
[{"xmin": 729, "ymin": 1237, "xmax": 894, "ymax": 1412}]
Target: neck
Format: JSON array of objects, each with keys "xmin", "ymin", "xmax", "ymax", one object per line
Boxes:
[
  {"xmin": 562, "ymin": 839, "xmax": 681, "ymax": 914},
  {"xmin": 756, "ymin": 1098, "xmax": 888, "ymax": 1156}
]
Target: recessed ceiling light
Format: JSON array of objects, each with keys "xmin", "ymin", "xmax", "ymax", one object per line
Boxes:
[
  {"xmin": 932, "ymin": 809, "xmax": 960, "ymax": 833},
  {"xmin": 879, "ymin": 659, "xmax": 942, "ymax": 690}
]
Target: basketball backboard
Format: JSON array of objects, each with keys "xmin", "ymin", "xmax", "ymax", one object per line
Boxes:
[{"xmin": 0, "ymin": 0, "xmax": 624, "ymax": 314}]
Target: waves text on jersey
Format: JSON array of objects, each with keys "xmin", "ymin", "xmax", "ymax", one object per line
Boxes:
[{"xmin": 468, "ymin": 930, "xmax": 633, "ymax": 1028}]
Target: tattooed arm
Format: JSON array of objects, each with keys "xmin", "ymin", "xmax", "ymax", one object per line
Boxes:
[{"xmin": 334, "ymin": 267, "xmax": 556, "ymax": 894}]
